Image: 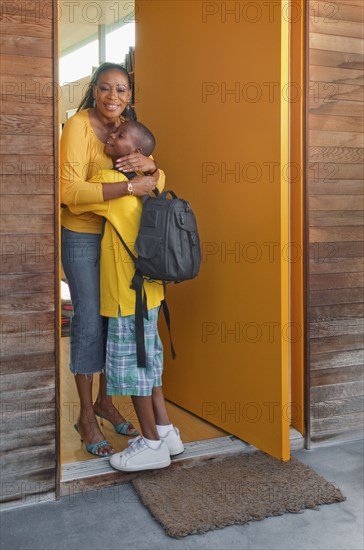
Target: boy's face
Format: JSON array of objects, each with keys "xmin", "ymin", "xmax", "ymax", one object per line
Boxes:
[{"xmin": 104, "ymin": 125, "xmax": 139, "ymax": 160}]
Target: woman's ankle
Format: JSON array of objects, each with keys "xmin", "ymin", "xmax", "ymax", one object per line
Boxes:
[
  {"xmin": 78, "ymin": 404, "xmax": 98, "ymax": 424},
  {"xmin": 94, "ymin": 395, "xmax": 113, "ymax": 407}
]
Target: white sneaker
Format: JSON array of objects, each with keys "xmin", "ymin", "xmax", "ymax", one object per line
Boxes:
[
  {"xmin": 109, "ymin": 437, "xmax": 171, "ymax": 472},
  {"xmin": 161, "ymin": 427, "xmax": 184, "ymax": 456}
]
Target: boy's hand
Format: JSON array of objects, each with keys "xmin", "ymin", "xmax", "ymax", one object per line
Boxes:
[
  {"xmin": 115, "ymin": 153, "xmax": 157, "ymax": 174},
  {"xmin": 129, "ymin": 175, "xmax": 157, "ymax": 196}
]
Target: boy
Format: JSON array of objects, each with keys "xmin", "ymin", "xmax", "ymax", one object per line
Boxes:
[{"xmin": 69, "ymin": 121, "xmax": 184, "ymax": 471}]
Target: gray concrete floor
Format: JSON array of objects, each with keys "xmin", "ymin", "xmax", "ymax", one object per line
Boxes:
[{"xmin": 1, "ymin": 440, "xmax": 363, "ymax": 550}]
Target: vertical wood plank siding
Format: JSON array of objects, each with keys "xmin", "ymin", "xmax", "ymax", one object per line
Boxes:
[
  {"xmin": 307, "ymin": 0, "xmax": 364, "ymax": 443},
  {"xmin": 0, "ymin": 1, "xmax": 59, "ymax": 503}
]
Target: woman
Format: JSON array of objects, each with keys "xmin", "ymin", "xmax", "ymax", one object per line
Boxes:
[{"xmin": 60, "ymin": 62, "xmax": 164, "ymax": 456}]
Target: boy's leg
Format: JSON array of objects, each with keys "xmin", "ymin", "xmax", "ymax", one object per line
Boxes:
[
  {"xmin": 108, "ymin": 307, "xmax": 182, "ymax": 471},
  {"xmin": 110, "ymin": 394, "xmax": 171, "ymax": 472},
  {"xmin": 131, "ymin": 395, "xmax": 159, "ymax": 440},
  {"xmin": 152, "ymin": 386, "xmax": 185, "ymax": 456},
  {"xmin": 151, "ymin": 386, "xmax": 171, "ymax": 426}
]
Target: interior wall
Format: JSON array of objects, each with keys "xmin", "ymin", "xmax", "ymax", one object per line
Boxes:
[
  {"xmin": 135, "ymin": 0, "xmax": 291, "ymax": 459},
  {"xmin": 60, "ymin": 75, "xmax": 90, "ymax": 124},
  {"xmin": 307, "ymin": 0, "xmax": 364, "ymax": 443},
  {"xmin": 0, "ymin": 1, "xmax": 59, "ymax": 503}
]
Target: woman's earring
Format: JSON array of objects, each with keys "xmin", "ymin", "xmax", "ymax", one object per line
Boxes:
[{"xmin": 93, "ymin": 97, "xmax": 96, "ymax": 107}]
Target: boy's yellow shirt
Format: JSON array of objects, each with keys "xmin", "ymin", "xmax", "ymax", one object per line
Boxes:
[{"xmin": 68, "ymin": 169, "xmax": 165, "ymax": 317}]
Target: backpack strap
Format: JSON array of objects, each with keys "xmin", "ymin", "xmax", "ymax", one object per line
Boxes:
[
  {"xmin": 131, "ymin": 270, "xmax": 149, "ymax": 369},
  {"xmin": 106, "ymin": 221, "xmax": 150, "ymax": 368},
  {"xmin": 160, "ymin": 284, "xmax": 176, "ymax": 360}
]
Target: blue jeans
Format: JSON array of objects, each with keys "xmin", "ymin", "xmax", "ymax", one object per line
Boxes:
[{"xmin": 61, "ymin": 227, "xmax": 106, "ymax": 374}]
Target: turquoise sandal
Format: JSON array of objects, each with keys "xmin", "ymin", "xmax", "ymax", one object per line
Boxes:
[
  {"xmin": 73, "ymin": 424, "xmax": 114, "ymax": 457},
  {"xmin": 94, "ymin": 412, "xmax": 139, "ymax": 436}
]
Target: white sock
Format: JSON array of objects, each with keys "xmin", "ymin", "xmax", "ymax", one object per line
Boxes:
[
  {"xmin": 142, "ymin": 436, "xmax": 161, "ymax": 449},
  {"xmin": 156, "ymin": 424, "xmax": 173, "ymax": 438}
]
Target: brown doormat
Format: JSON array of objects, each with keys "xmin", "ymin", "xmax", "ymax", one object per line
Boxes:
[{"xmin": 132, "ymin": 451, "xmax": 346, "ymax": 538}]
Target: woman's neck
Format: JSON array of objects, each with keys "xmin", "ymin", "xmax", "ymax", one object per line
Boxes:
[{"xmin": 89, "ymin": 107, "xmax": 121, "ymax": 143}]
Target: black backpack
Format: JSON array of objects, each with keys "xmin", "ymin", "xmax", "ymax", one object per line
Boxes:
[{"xmin": 109, "ymin": 188, "xmax": 201, "ymax": 368}]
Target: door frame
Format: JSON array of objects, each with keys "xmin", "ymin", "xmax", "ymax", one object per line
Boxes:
[
  {"xmin": 54, "ymin": 0, "xmax": 61, "ymax": 499},
  {"xmin": 303, "ymin": 0, "xmax": 311, "ymax": 450}
]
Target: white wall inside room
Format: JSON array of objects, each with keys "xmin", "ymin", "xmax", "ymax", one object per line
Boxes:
[{"xmin": 60, "ymin": 75, "xmax": 91, "ymax": 124}]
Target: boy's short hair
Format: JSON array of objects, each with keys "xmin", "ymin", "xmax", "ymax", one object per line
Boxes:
[{"xmin": 126, "ymin": 121, "xmax": 156, "ymax": 156}]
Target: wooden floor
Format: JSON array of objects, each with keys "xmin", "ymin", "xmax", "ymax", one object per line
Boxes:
[{"xmin": 61, "ymin": 337, "xmax": 227, "ymax": 463}]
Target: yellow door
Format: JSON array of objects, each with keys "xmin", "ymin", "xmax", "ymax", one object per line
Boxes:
[{"xmin": 136, "ymin": 0, "xmax": 294, "ymax": 460}]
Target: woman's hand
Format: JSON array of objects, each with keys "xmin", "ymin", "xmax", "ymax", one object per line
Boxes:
[
  {"xmin": 129, "ymin": 175, "xmax": 157, "ymax": 196},
  {"xmin": 114, "ymin": 152, "xmax": 157, "ymax": 174}
]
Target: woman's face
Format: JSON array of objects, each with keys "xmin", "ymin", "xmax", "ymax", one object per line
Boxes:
[{"xmin": 93, "ymin": 69, "xmax": 131, "ymax": 121}]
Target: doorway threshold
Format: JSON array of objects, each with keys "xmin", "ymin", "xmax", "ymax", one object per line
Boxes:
[
  {"xmin": 60, "ymin": 436, "xmax": 249, "ymax": 496},
  {"xmin": 60, "ymin": 428, "xmax": 303, "ymax": 497}
]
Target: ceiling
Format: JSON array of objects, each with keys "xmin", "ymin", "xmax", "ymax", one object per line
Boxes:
[{"xmin": 59, "ymin": 0, "xmax": 135, "ymax": 54}]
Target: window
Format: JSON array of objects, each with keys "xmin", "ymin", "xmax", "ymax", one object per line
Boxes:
[{"xmin": 59, "ymin": 23, "xmax": 135, "ymax": 86}]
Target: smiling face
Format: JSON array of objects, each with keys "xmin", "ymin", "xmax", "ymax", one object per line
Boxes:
[
  {"xmin": 104, "ymin": 123, "xmax": 139, "ymax": 160},
  {"xmin": 93, "ymin": 68, "xmax": 131, "ymax": 121}
]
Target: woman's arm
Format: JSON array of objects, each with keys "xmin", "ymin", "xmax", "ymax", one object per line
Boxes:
[
  {"xmin": 102, "ymin": 153, "xmax": 165, "ymax": 200},
  {"xmin": 113, "ymin": 153, "xmax": 165, "ymax": 194},
  {"xmin": 73, "ymin": 172, "xmax": 163, "ymax": 202},
  {"xmin": 60, "ymin": 115, "xmax": 105, "ymax": 206},
  {"xmin": 68, "ymin": 165, "xmax": 166, "ymax": 218},
  {"xmin": 102, "ymin": 174, "xmax": 161, "ymax": 200}
]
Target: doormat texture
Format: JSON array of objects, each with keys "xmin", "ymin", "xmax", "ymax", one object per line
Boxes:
[{"xmin": 132, "ymin": 451, "xmax": 346, "ymax": 538}]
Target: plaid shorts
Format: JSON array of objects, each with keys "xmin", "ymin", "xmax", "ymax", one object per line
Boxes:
[{"xmin": 106, "ymin": 307, "xmax": 163, "ymax": 396}]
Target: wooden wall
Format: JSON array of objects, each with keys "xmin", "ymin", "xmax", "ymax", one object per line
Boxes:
[
  {"xmin": 0, "ymin": 1, "xmax": 59, "ymax": 503},
  {"xmin": 307, "ymin": 0, "xmax": 364, "ymax": 443}
]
